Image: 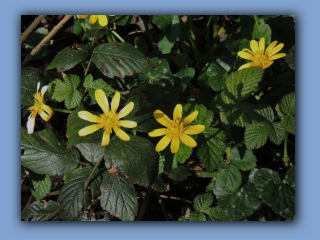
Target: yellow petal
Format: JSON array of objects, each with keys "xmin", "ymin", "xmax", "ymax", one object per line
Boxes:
[
  {"xmin": 270, "ymin": 53, "xmax": 286, "ymax": 60},
  {"xmin": 78, "ymin": 124, "xmax": 103, "ymax": 136},
  {"xmin": 113, "ymin": 126, "xmax": 130, "ymax": 141},
  {"xmin": 243, "ymin": 48, "xmax": 255, "ymax": 56},
  {"xmin": 118, "ymin": 102, "xmax": 134, "ymax": 119},
  {"xmin": 259, "ymin": 37, "xmax": 265, "ymax": 53},
  {"xmin": 180, "ymin": 133, "xmax": 197, "ymax": 148},
  {"xmin": 39, "ymin": 110, "xmax": 50, "ymax": 122},
  {"xmin": 173, "ymin": 104, "xmax": 182, "ymax": 122},
  {"xmin": 39, "ymin": 104, "xmax": 53, "ymax": 122},
  {"xmin": 269, "ymin": 43, "xmax": 284, "ymax": 56},
  {"xmin": 171, "ymin": 137, "xmax": 180, "ymax": 153},
  {"xmin": 155, "ymin": 135, "xmax": 172, "ymax": 152},
  {"xmin": 148, "ymin": 128, "xmax": 168, "ymax": 137},
  {"xmin": 42, "ymin": 104, "xmax": 53, "ymax": 117},
  {"xmin": 265, "ymin": 41, "xmax": 278, "ymax": 55},
  {"xmin": 184, "ymin": 125, "xmax": 205, "ymax": 135},
  {"xmin": 250, "ymin": 40, "xmax": 259, "ymax": 53},
  {"xmin": 78, "ymin": 111, "xmax": 101, "ymax": 123},
  {"xmin": 238, "ymin": 62, "xmax": 256, "ymax": 70},
  {"xmin": 79, "ymin": 15, "xmax": 88, "ymax": 19},
  {"xmin": 118, "ymin": 120, "xmax": 137, "ymax": 128},
  {"xmin": 154, "ymin": 110, "xmax": 172, "ymax": 127},
  {"xmin": 97, "ymin": 15, "xmax": 108, "ymax": 27},
  {"xmin": 238, "ymin": 51, "xmax": 254, "ymax": 60},
  {"xmin": 182, "ymin": 111, "xmax": 198, "ymax": 125},
  {"xmin": 95, "ymin": 89, "xmax": 109, "ymax": 113},
  {"xmin": 101, "ymin": 128, "xmax": 111, "ymax": 146},
  {"xmin": 27, "ymin": 114, "xmax": 36, "ymax": 134},
  {"xmin": 111, "ymin": 91, "xmax": 120, "ymax": 112},
  {"xmin": 89, "ymin": 15, "xmax": 98, "ymax": 24},
  {"xmin": 262, "ymin": 61, "xmax": 273, "ymax": 69}
]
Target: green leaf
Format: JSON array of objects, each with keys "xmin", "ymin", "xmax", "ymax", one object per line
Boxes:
[
  {"xmin": 216, "ymin": 165, "xmax": 242, "ymax": 192},
  {"xmin": 22, "ymin": 201, "xmax": 60, "ymax": 221},
  {"xmin": 63, "ymin": 168, "xmax": 81, "ymax": 182},
  {"xmin": 215, "ymin": 182, "xmax": 260, "ymax": 221},
  {"xmin": 194, "ymin": 193, "xmax": 213, "ymax": 212},
  {"xmin": 285, "ymin": 45, "xmax": 295, "ymax": 70},
  {"xmin": 244, "ymin": 123, "xmax": 270, "ymax": 149},
  {"xmin": 24, "ymin": 27, "xmax": 51, "ymax": 59},
  {"xmin": 174, "ymin": 142, "xmax": 193, "ymax": 164},
  {"xmin": 51, "ymin": 74, "xmax": 83, "ymax": 109},
  {"xmin": 158, "ymin": 15, "xmax": 181, "ymax": 54},
  {"xmin": 189, "ymin": 211, "xmax": 207, "ymax": 221},
  {"xmin": 151, "ymin": 15, "xmax": 175, "ymax": 28},
  {"xmin": 252, "ymin": 24, "xmax": 272, "ymax": 44},
  {"xmin": 139, "ymin": 58, "xmax": 174, "ymax": 84},
  {"xmin": 109, "ymin": 15, "xmax": 133, "ymax": 26},
  {"xmin": 58, "ymin": 167, "xmax": 101, "ymax": 220},
  {"xmin": 100, "ymin": 172, "xmax": 138, "ymax": 221},
  {"xmin": 280, "ymin": 92, "xmax": 295, "ymax": 115},
  {"xmin": 281, "ymin": 114, "xmax": 295, "ymax": 134},
  {"xmin": 76, "ymin": 143, "xmax": 104, "ymax": 163},
  {"xmin": 230, "ymin": 148, "xmax": 257, "ymax": 171},
  {"xmin": 83, "ymin": 74, "xmax": 114, "ymax": 104},
  {"xmin": 269, "ymin": 122, "xmax": 286, "ymax": 145},
  {"xmin": 104, "ymin": 135, "xmax": 159, "ymax": 186},
  {"xmin": 197, "ymin": 128, "xmax": 226, "ymax": 171},
  {"xmin": 30, "ymin": 172, "xmax": 51, "ymax": 200},
  {"xmin": 166, "ymin": 166, "xmax": 190, "ymax": 181},
  {"xmin": 183, "ymin": 103, "xmax": 214, "ymax": 129},
  {"xmin": 252, "ymin": 168, "xmax": 295, "ymax": 220},
  {"xmin": 199, "ymin": 60, "xmax": 228, "ymax": 91},
  {"xmin": 21, "ymin": 129, "xmax": 79, "ymax": 176},
  {"xmin": 66, "ymin": 105, "xmax": 103, "ymax": 147},
  {"xmin": 174, "ymin": 68, "xmax": 195, "ymax": 93},
  {"xmin": 152, "ymin": 175, "xmax": 167, "ymax": 192},
  {"xmin": 283, "ymin": 166, "xmax": 295, "ymax": 189},
  {"xmin": 205, "ymin": 207, "xmax": 230, "ymax": 221},
  {"xmin": 91, "ymin": 42, "xmax": 149, "ymax": 78},
  {"xmin": 21, "ymin": 68, "xmax": 48, "ymax": 106},
  {"xmin": 47, "ymin": 46, "xmax": 89, "ymax": 72},
  {"xmin": 221, "ymin": 67, "xmax": 264, "ymax": 105}
]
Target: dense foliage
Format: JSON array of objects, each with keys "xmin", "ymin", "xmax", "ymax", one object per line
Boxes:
[{"xmin": 21, "ymin": 15, "xmax": 295, "ymax": 221}]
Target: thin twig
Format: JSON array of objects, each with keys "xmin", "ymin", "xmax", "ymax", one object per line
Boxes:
[
  {"xmin": 22, "ymin": 195, "xmax": 34, "ymax": 214},
  {"xmin": 154, "ymin": 192, "xmax": 170, "ymax": 221},
  {"xmin": 22, "ymin": 15, "xmax": 73, "ymax": 66},
  {"xmin": 21, "ymin": 15, "xmax": 46, "ymax": 44},
  {"xmin": 136, "ymin": 189, "xmax": 153, "ymax": 221},
  {"xmin": 159, "ymin": 194, "xmax": 192, "ymax": 204}
]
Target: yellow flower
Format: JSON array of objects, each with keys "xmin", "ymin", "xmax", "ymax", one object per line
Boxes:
[
  {"xmin": 149, "ymin": 104, "xmax": 205, "ymax": 154},
  {"xmin": 237, "ymin": 37, "xmax": 286, "ymax": 70},
  {"xmin": 27, "ymin": 82, "xmax": 54, "ymax": 134},
  {"xmin": 78, "ymin": 90, "xmax": 137, "ymax": 146},
  {"xmin": 79, "ymin": 15, "xmax": 108, "ymax": 27}
]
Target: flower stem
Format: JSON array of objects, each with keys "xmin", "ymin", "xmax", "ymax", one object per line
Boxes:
[
  {"xmin": 84, "ymin": 157, "xmax": 103, "ymax": 191},
  {"xmin": 154, "ymin": 191, "xmax": 170, "ymax": 221},
  {"xmin": 136, "ymin": 189, "xmax": 153, "ymax": 221},
  {"xmin": 51, "ymin": 107, "xmax": 73, "ymax": 114},
  {"xmin": 283, "ymin": 133, "xmax": 290, "ymax": 166},
  {"xmin": 192, "ymin": 170, "xmax": 219, "ymax": 178},
  {"xmin": 111, "ymin": 31, "xmax": 125, "ymax": 43},
  {"xmin": 254, "ymin": 15, "xmax": 259, "ymax": 25},
  {"xmin": 21, "ymin": 15, "xmax": 46, "ymax": 44},
  {"xmin": 84, "ymin": 58, "xmax": 92, "ymax": 77}
]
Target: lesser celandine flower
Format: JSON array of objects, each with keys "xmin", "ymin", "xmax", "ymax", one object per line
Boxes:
[
  {"xmin": 78, "ymin": 89, "xmax": 137, "ymax": 146},
  {"xmin": 149, "ymin": 104, "xmax": 205, "ymax": 154},
  {"xmin": 237, "ymin": 37, "xmax": 286, "ymax": 70},
  {"xmin": 79, "ymin": 15, "xmax": 108, "ymax": 27},
  {"xmin": 27, "ymin": 82, "xmax": 54, "ymax": 134}
]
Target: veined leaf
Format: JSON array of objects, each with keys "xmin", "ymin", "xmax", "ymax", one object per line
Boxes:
[
  {"xmin": 189, "ymin": 212, "xmax": 207, "ymax": 221},
  {"xmin": 245, "ymin": 123, "xmax": 270, "ymax": 149},
  {"xmin": 158, "ymin": 15, "xmax": 181, "ymax": 54},
  {"xmin": 252, "ymin": 24, "xmax": 272, "ymax": 44},
  {"xmin": 230, "ymin": 148, "xmax": 257, "ymax": 171},
  {"xmin": 21, "ymin": 129, "xmax": 79, "ymax": 176},
  {"xmin": 83, "ymin": 74, "xmax": 114, "ymax": 104},
  {"xmin": 280, "ymin": 92, "xmax": 295, "ymax": 115},
  {"xmin": 194, "ymin": 193, "xmax": 213, "ymax": 212},
  {"xmin": 285, "ymin": 45, "xmax": 295, "ymax": 70},
  {"xmin": 183, "ymin": 103, "xmax": 214, "ymax": 129},
  {"xmin": 281, "ymin": 114, "xmax": 295, "ymax": 134},
  {"xmin": 22, "ymin": 201, "xmax": 60, "ymax": 221},
  {"xmin": 76, "ymin": 143, "xmax": 104, "ymax": 163},
  {"xmin": 100, "ymin": 172, "xmax": 138, "ymax": 221},
  {"xmin": 166, "ymin": 166, "xmax": 190, "ymax": 181},
  {"xmin": 30, "ymin": 172, "xmax": 51, "ymax": 200},
  {"xmin": 216, "ymin": 165, "xmax": 242, "ymax": 192}
]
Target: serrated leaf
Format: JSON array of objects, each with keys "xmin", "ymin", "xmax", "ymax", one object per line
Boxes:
[
  {"xmin": 230, "ymin": 148, "xmax": 257, "ymax": 171},
  {"xmin": 199, "ymin": 61, "xmax": 228, "ymax": 91},
  {"xmin": 285, "ymin": 45, "xmax": 295, "ymax": 70},
  {"xmin": 21, "ymin": 68, "xmax": 48, "ymax": 106},
  {"xmin": 21, "ymin": 129, "xmax": 79, "ymax": 176},
  {"xmin": 216, "ymin": 165, "xmax": 242, "ymax": 191},
  {"xmin": 58, "ymin": 167, "xmax": 101, "ymax": 220},
  {"xmin": 30, "ymin": 172, "xmax": 51, "ymax": 200},
  {"xmin": 215, "ymin": 182, "xmax": 260, "ymax": 221},
  {"xmin": 174, "ymin": 142, "xmax": 193, "ymax": 164},
  {"xmin": 197, "ymin": 128, "xmax": 226, "ymax": 171},
  {"xmin": 281, "ymin": 114, "xmax": 295, "ymax": 134},
  {"xmin": 91, "ymin": 42, "xmax": 149, "ymax": 78},
  {"xmin": 47, "ymin": 46, "xmax": 89, "ymax": 72},
  {"xmin": 22, "ymin": 201, "xmax": 60, "ymax": 221},
  {"xmin": 174, "ymin": 68, "xmax": 195, "ymax": 93},
  {"xmin": 183, "ymin": 103, "xmax": 214, "ymax": 128},
  {"xmin": 269, "ymin": 122, "xmax": 286, "ymax": 145},
  {"xmin": 252, "ymin": 168, "xmax": 295, "ymax": 220},
  {"xmin": 205, "ymin": 207, "xmax": 230, "ymax": 221},
  {"xmin": 151, "ymin": 15, "xmax": 175, "ymax": 28},
  {"xmin": 100, "ymin": 172, "xmax": 138, "ymax": 221},
  {"xmin": 83, "ymin": 74, "xmax": 114, "ymax": 104},
  {"xmin": 252, "ymin": 24, "xmax": 272, "ymax": 44},
  {"xmin": 280, "ymin": 92, "xmax": 295, "ymax": 115},
  {"xmin": 189, "ymin": 211, "xmax": 207, "ymax": 221},
  {"xmin": 52, "ymin": 74, "xmax": 83, "ymax": 109},
  {"xmin": 221, "ymin": 67, "xmax": 264, "ymax": 105},
  {"xmin": 104, "ymin": 135, "xmax": 159, "ymax": 186},
  {"xmin": 109, "ymin": 15, "xmax": 133, "ymax": 26},
  {"xmin": 194, "ymin": 193, "xmax": 213, "ymax": 212},
  {"xmin": 245, "ymin": 123, "xmax": 270, "ymax": 149},
  {"xmin": 66, "ymin": 105, "xmax": 103, "ymax": 147},
  {"xmin": 152, "ymin": 175, "xmax": 167, "ymax": 192},
  {"xmin": 158, "ymin": 15, "xmax": 180, "ymax": 54},
  {"xmin": 76, "ymin": 143, "xmax": 104, "ymax": 163},
  {"xmin": 166, "ymin": 166, "xmax": 190, "ymax": 181}
]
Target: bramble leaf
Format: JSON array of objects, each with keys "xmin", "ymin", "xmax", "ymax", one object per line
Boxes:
[
  {"xmin": 252, "ymin": 24, "xmax": 272, "ymax": 44},
  {"xmin": 230, "ymin": 148, "xmax": 257, "ymax": 171},
  {"xmin": 30, "ymin": 172, "xmax": 51, "ymax": 200},
  {"xmin": 22, "ymin": 201, "xmax": 60, "ymax": 221},
  {"xmin": 83, "ymin": 74, "xmax": 114, "ymax": 104},
  {"xmin": 194, "ymin": 193, "xmax": 213, "ymax": 212},
  {"xmin": 216, "ymin": 165, "xmax": 242, "ymax": 192}
]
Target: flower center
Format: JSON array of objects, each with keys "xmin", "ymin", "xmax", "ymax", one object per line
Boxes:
[
  {"xmin": 167, "ymin": 120, "xmax": 184, "ymax": 138},
  {"xmin": 100, "ymin": 111, "xmax": 119, "ymax": 129},
  {"xmin": 255, "ymin": 53, "xmax": 272, "ymax": 68}
]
